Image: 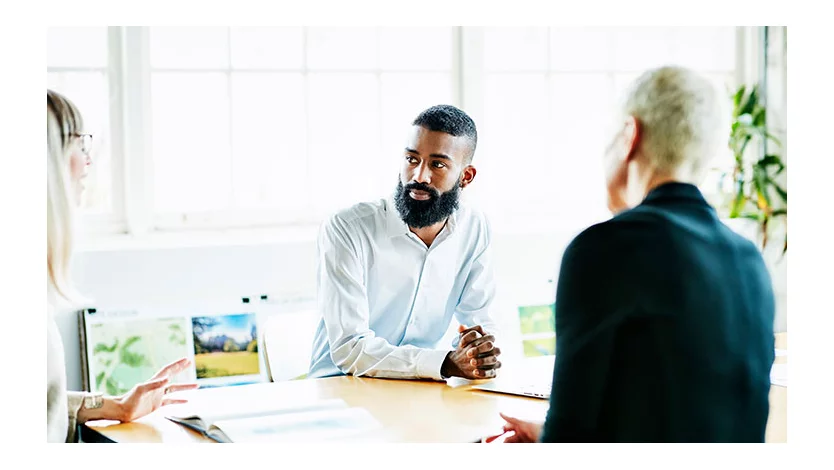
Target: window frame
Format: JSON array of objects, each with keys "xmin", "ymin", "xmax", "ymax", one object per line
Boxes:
[{"xmin": 68, "ymin": 26, "xmax": 762, "ymax": 243}]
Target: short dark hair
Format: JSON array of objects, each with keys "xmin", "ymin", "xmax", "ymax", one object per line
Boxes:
[{"xmin": 412, "ymin": 104, "xmax": 478, "ymax": 162}]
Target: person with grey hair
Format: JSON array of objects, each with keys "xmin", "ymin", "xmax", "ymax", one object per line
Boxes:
[{"xmin": 484, "ymin": 66, "xmax": 775, "ymax": 443}]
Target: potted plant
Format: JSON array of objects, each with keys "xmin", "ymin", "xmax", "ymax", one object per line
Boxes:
[{"xmin": 720, "ymin": 83, "xmax": 787, "ymax": 255}]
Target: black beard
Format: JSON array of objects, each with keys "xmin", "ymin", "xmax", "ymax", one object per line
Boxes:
[{"xmin": 394, "ymin": 179, "xmax": 461, "ymax": 229}]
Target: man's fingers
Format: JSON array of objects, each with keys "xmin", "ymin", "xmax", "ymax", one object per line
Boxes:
[
  {"xmin": 465, "ymin": 336, "xmax": 496, "ymax": 357},
  {"xmin": 472, "ymin": 368, "xmax": 497, "ymax": 379},
  {"xmin": 459, "ymin": 330, "xmax": 481, "ymax": 349},
  {"xmin": 477, "ymin": 360, "xmax": 501, "ymax": 371},
  {"xmin": 475, "ymin": 340, "xmax": 496, "ymax": 355},
  {"xmin": 467, "ymin": 334, "xmax": 494, "ymax": 349},
  {"xmin": 477, "ymin": 347, "xmax": 501, "ymax": 359},
  {"xmin": 460, "ymin": 325, "xmax": 486, "ymax": 337},
  {"xmin": 470, "ymin": 355, "xmax": 498, "ymax": 368}
]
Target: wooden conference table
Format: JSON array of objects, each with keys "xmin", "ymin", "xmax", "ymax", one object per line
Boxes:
[{"xmin": 83, "ymin": 334, "xmax": 787, "ymax": 443}]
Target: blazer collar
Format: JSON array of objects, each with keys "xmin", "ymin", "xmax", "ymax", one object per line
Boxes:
[{"xmin": 643, "ymin": 182, "xmax": 708, "ymax": 206}]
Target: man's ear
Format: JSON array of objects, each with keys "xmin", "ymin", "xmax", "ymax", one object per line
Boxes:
[
  {"xmin": 623, "ymin": 116, "xmax": 641, "ymax": 162},
  {"xmin": 459, "ymin": 165, "xmax": 477, "ymax": 188}
]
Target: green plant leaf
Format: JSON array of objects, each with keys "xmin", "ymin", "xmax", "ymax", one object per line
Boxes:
[
  {"xmin": 764, "ymin": 130, "xmax": 782, "ymax": 147},
  {"xmin": 753, "ymin": 166, "xmax": 771, "ymax": 207},
  {"xmin": 733, "ymin": 85, "xmax": 746, "ymax": 110},
  {"xmin": 730, "ymin": 179, "xmax": 746, "ymax": 218},
  {"xmin": 739, "ymin": 85, "xmax": 758, "ymax": 116},
  {"xmin": 758, "ymin": 154, "xmax": 784, "ymax": 169},
  {"xmin": 768, "ymin": 179, "xmax": 787, "ymax": 203},
  {"xmin": 738, "ymin": 213, "xmax": 763, "ymax": 221},
  {"xmin": 753, "ymin": 108, "xmax": 766, "ymax": 127},
  {"xmin": 772, "ymin": 209, "xmax": 787, "ymax": 217},
  {"xmin": 738, "ymin": 134, "xmax": 753, "ymax": 160}
]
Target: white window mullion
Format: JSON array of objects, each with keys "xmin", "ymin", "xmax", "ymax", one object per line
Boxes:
[
  {"xmin": 226, "ymin": 27, "xmax": 235, "ymax": 210},
  {"xmin": 459, "ymin": 27, "xmax": 485, "ymax": 123},
  {"xmin": 105, "ymin": 26, "xmax": 127, "ymax": 234},
  {"xmin": 736, "ymin": 26, "xmax": 764, "ymax": 88},
  {"xmin": 302, "ymin": 27, "xmax": 313, "ymax": 219},
  {"xmin": 122, "ymin": 26, "xmax": 153, "ymax": 237},
  {"xmin": 451, "ymin": 26, "xmax": 463, "ymax": 108}
]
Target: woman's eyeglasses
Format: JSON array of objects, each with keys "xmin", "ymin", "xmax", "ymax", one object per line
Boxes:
[{"xmin": 73, "ymin": 133, "xmax": 93, "ymax": 156}]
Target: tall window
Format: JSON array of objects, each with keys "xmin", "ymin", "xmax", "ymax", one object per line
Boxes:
[
  {"xmin": 148, "ymin": 27, "xmax": 455, "ymax": 228},
  {"xmin": 46, "ymin": 26, "xmax": 745, "ymax": 236},
  {"xmin": 474, "ymin": 27, "xmax": 737, "ymax": 233},
  {"xmin": 47, "ymin": 27, "xmax": 116, "ymax": 218}
]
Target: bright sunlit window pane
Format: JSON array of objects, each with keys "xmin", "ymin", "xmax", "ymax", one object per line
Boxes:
[
  {"xmin": 47, "ymin": 27, "xmax": 108, "ymax": 68},
  {"xmin": 549, "ymin": 73, "xmax": 613, "ymax": 226},
  {"xmin": 479, "ymin": 26, "xmax": 738, "ymax": 228},
  {"xmin": 306, "ymin": 27, "xmax": 378, "ymax": 70},
  {"xmin": 150, "ymin": 27, "xmax": 229, "ymax": 69},
  {"xmin": 549, "ymin": 27, "xmax": 613, "ymax": 72},
  {"xmin": 477, "ymin": 74, "xmax": 549, "ymax": 218},
  {"xmin": 484, "ymin": 27, "xmax": 549, "ymax": 72},
  {"xmin": 671, "ymin": 27, "xmax": 737, "ymax": 71},
  {"xmin": 230, "ymin": 27, "xmax": 304, "ymax": 70},
  {"xmin": 307, "ymin": 73, "xmax": 380, "ymax": 216},
  {"xmin": 378, "ymin": 27, "xmax": 454, "ymax": 71},
  {"xmin": 151, "ymin": 73, "xmax": 232, "ymax": 213},
  {"xmin": 230, "ymin": 73, "xmax": 307, "ymax": 211},
  {"xmin": 611, "ymin": 27, "xmax": 677, "ymax": 72}
]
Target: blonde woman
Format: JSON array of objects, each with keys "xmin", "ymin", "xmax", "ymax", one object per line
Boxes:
[{"xmin": 47, "ymin": 89, "xmax": 198, "ymax": 443}]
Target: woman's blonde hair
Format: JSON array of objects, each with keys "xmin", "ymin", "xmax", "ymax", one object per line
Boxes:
[{"xmin": 47, "ymin": 89, "xmax": 83, "ymax": 308}]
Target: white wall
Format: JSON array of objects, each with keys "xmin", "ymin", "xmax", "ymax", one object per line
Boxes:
[{"xmin": 58, "ymin": 222, "xmax": 787, "ymax": 391}]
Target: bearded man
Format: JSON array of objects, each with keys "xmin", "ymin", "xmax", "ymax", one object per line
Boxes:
[{"xmin": 308, "ymin": 105, "xmax": 502, "ymax": 381}]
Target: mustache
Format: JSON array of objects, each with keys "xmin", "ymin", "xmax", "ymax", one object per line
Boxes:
[{"xmin": 403, "ymin": 182, "xmax": 440, "ymax": 199}]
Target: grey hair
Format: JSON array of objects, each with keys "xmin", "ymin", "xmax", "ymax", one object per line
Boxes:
[{"xmin": 622, "ymin": 66, "xmax": 727, "ymax": 177}]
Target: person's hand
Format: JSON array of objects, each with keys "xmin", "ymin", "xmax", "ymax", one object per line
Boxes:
[
  {"xmin": 442, "ymin": 324, "xmax": 502, "ymax": 379},
  {"xmin": 456, "ymin": 324, "xmax": 484, "ymax": 347},
  {"xmin": 115, "ymin": 357, "xmax": 199, "ymax": 422},
  {"xmin": 482, "ymin": 413, "xmax": 543, "ymax": 443}
]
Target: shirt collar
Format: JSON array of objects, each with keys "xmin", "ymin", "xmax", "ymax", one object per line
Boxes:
[{"xmin": 385, "ymin": 197, "xmax": 410, "ymax": 238}]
